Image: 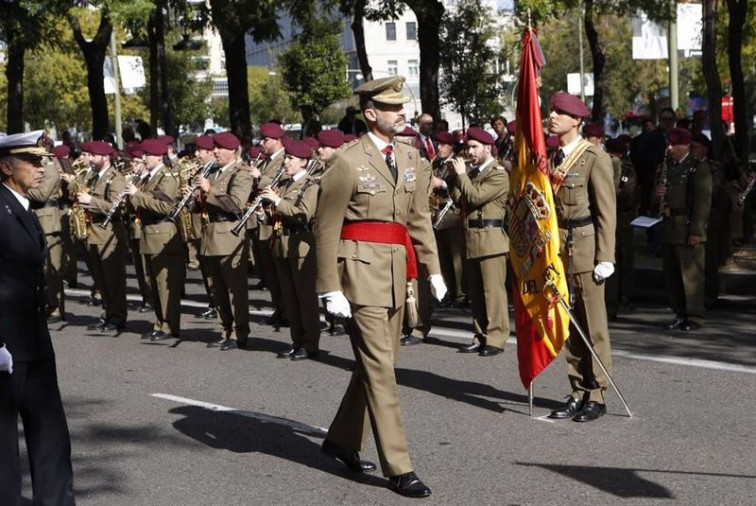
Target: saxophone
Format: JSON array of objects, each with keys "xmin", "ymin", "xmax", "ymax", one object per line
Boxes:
[
  {"xmin": 175, "ymin": 157, "xmax": 203, "ymax": 242},
  {"xmin": 70, "ymin": 168, "xmax": 93, "ymax": 240}
]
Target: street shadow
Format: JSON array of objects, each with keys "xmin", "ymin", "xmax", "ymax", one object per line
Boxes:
[{"xmin": 166, "ymin": 405, "xmax": 385, "ymax": 488}]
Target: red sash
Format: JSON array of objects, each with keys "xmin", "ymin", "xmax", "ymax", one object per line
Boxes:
[{"xmin": 340, "ymin": 221, "xmax": 418, "ymax": 279}]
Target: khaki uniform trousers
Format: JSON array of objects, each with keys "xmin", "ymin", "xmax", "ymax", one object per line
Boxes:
[
  {"xmin": 662, "ymin": 243, "xmax": 705, "ymax": 325},
  {"xmin": 88, "ymin": 236, "xmax": 127, "ymax": 325},
  {"xmin": 435, "ymin": 226, "xmax": 464, "ymax": 300},
  {"xmin": 326, "ymin": 304, "xmax": 412, "ymax": 477},
  {"xmin": 274, "ymin": 255, "xmax": 320, "ymax": 352},
  {"xmin": 256, "ymin": 234, "xmax": 285, "ymax": 318},
  {"xmin": 131, "ymin": 240, "xmax": 153, "ymax": 307},
  {"xmin": 145, "ymin": 242, "xmax": 186, "ymax": 336},
  {"xmin": 44, "ymin": 232, "xmax": 65, "ymax": 317},
  {"xmin": 192, "ymin": 238, "xmax": 214, "ymax": 305},
  {"xmin": 567, "ymin": 271, "xmax": 612, "ymax": 403},
  {"xmin": 60, "ymin": 216, "xmax": 77, "ymax": 287},
  {"xmin": 204, "ymin": 244, "xmax": 250, "ymax": 343},
  {"xmin": 466, "ymin": 253, "xmax": 510, "ymax": 348},
  {"xmin": 605, "ymin": 213, "xmax": 635, "ymax": 316}
]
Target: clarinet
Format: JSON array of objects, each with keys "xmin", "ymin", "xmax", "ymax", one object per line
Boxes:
[
  {"xmin": 230, "ymin": 166, "xmax": 286, "ymax": 236},
  {"xmin": 99, "ymin": 172, "xmax": 142, "ymax": 229},
  {"xmin": 170, "ymin": 162, "xmax": 216, "ymax": 222},
  {"xmin": 433, "ymin": 198, "xmax": 454, "ymax": 229}
]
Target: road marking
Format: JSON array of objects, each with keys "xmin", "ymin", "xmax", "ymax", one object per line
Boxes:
[
  {"xmin": 151, "ymin": 393, "xmax": 328, "ymax": 437},
  {"xmin": 611, "ymin": 350, "xmax": 756, "ymax": 375}
]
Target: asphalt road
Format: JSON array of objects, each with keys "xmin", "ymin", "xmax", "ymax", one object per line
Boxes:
[{"xmin": 16, "ymin": 265, "xmax": 756, "ymax": 505}]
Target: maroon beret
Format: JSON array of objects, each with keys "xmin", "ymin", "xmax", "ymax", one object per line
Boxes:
[
  {"xmin": 550, "ymin": 91, "xmax": 591, "ymax": 118},
  {"xmin": 583, "ymin": 122, "xmax": 605, "ymax": 138},
  {"xmin": 506, "ymin": 121, "xmax": 516, "ymax": 134},
  {"xmin": 317, "ymin": 129, "xmax": 344, "ymax": 148},
  {"xmin": 141, "ymin": 139, "xmax": 168, "ymax": 156},
  {"xmin": 666, "ymin": 127, "xmax": 692, "ymax": 146},
  {"xmin": 605, "ymin": 138, "xmax": 627, "ymax": 155},
  {"xmin": 546, "ymin": 135, "xmax": 560, "ymax": 149},
  {"xmin": 343, "ymin": 134, "xmax": 357, "ymax": 143},
  {"xmin": 260, "ymin": 122, "xmax": 285, "ymax": 139},
  {"xmin": 195, "ymin": 135, "xmax": 214, "ymax": 151},
  {"xmin": 82, "ymin": 141, "xmax": 115, "ymax": 156},
  {"xmin": 51, "ymin": 145, "xmax": 70, "ymax": 158},
  {"xmin": 466, "ymin": 127, "xmax": 495, "ymax": 145},
  {"xmin": 248, "ymin": 145, "xmax": 262, "ymax": 159},
  {"xmin": 157, "ymin": 135, "xmax": 175, "ymax": 146},
  {"xmin": 285, "ymin": 139, "xmax": 312, "ymax": 159},
  {"xmin": 303, "ymin": 136, "xmax": 319, "ymax": 150},
  {"xmin": 214, "ymin": 132, "xmax": 240, "ymax": 150},
  {"xmin": 396, "ymin": 126, "xmax": 418, "ymax": 137},
  {"xmin": 435, "ymin": 131, "xmax": 455, "ymax": 145},
  {"xmin": 124, "ymin": 141, "xmax": 143, "ymax": 159},
  {"xmin": 691, "ymin": 133, "xmax": 711, "ymax": 147}
]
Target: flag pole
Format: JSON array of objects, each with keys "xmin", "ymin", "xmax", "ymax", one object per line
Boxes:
[
  {"xmin": 528, "ymin": 382, "xmax": 534, "ymax": 417},
  {"xmin": 544, "ymin": 276, "xmax": 633, "ymax": 418}
]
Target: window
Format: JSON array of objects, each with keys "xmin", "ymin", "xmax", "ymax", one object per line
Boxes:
[
  {"xmin": 406, "ymin": 22, "xmax": 417, "ymax": 40},
  {"xmin": 408, "ymin": 59, "xmax": 419, "ymax": 77},
  {"xmin": 386, "ymin": 22, "xmax": 396, "ymax": 41},
  {"xmin": 387, "ymin": 60, "xmax": 398, "ymax": 76}
]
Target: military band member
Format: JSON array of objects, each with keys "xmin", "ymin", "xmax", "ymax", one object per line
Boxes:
[
  {"xmin": 315, "ymin": 76, "xmax": 446, "ymax": 498},
  {"xmin": 259, "ymin": 140, "xmax": 321, "ymax": 361},
  {"xmin": 192, "ymin": 132, "xmax": 254, "ymax": 350},
  {"xmin": 582, "ymin": 122, "xmax": 605, "ymax": 146},
  {"xmin": 71, "ymin": 141, "xmax": 129, "ymax": 332},
  {"xmin": 123, "ymin": 142, "xmax": 153, "ymax": 314},
  {"xmin": 52, "ymin": 145, "xmax": 78, "ymax": 290},
  {"xmin": 124, "ymin": 139, "xmax": 186, "ymax": 341},
  {"xmin": 450, "ymin": 127, "xmax": 510, "ymax": 357},
  {"xmin": 604, "ymin": 137, "xmax": 638, "ymax": 320},
  {"xmin": 315, "ymin": 129, "xmax": 345, "ymax": 175},
  {"xmin": 192, "ymin": 135, "xmax": 218, "ymax": 320},
  {"xmin": 546, "ymin": 92, "xmax": 616, "ymax": 423},
  {"xmin": 657, "ymin": 128, "xmax": 712, "ymax": 331}
]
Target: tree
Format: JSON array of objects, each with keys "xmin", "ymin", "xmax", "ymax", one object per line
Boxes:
[
  {"xmin": 278, "ymin": 16, "xmax": 351, "ymax": 114},
  {"xmin": 702, "ymin": 0, "xmax": 724, "ymax": 162},
  {"xmin": 439, "ymin": 0, "xmax": 503, "ymax": 128},
  {"xmin": 726, "ymin": 0, "xmax": 749, "ymax": 160},
  {"xmin": 340, "ymin": 0, "xmax": 373, "ymax": 82},
  {"xmin": 247, "ymin": 66, "xmax": 297, "ymax": 127}
]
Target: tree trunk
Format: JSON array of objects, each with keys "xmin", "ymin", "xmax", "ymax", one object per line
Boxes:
[
  {"xmin": 148, "ymin": 15, "xmax": 159, "ymax": 136},
  {"xmin": 5, "ymin": 41, "xmax": 25, "ymax": 134},
  {"xmin": 219, "ymin": 31, "xmax": 252, "ymax": 140},
  {"xmin": 155, "ymin": 4, "xmax": 175, "ymax": 137},
  {"xmin": 726, "ymin": 0, "xmax": 748, "ymax": 160},
  {"xmin": 584, "ymin": 0, "xmax": 604, "ymax": 122},
  {"xmin": 405, "ymin": 1, "xmax": 444, "ymax": 121},
  {"xmin": 71, "ymin": 12, "xmax": 113, "ymax": 140},
  {"xmin": 351, "ymin": 0, "xmax": 373, "ymax": 82},
  {"xmin": 702, "ymin": 0, "xmax": 724, "ymax": 162}
]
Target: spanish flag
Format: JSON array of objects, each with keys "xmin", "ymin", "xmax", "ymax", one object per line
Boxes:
[{"xmin": 509, "ymin": 28, "xmax": 571, "ymax": 388}]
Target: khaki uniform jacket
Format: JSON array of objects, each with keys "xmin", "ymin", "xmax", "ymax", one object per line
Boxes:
[
  {"xmin": 613, "ymin": 156, "xmax": 638, "ymax": 215},
  {"xmin": 130, "ymin": 166, "xmax": 182, "ymax": 255},
  {"xmin": 199, "ymin": 161, "xmax": 254, "ymax": 257},
  {"xmin": 257, "ymin": 152, "xmax": 285, "ymax": 239},
  {"xmin": 314, "ymin": 135, "xmax": 440, "ymax": 308},
  {"xmin": 552, "ymin": 143, "xmax": 616, "ymax": 274},
  {"xmin": 661, "ymin": 154, "xmax": 712, "ymax": 245},
  {"xmin": 452, "ymin": 158, "xmax": 510, "ymax": 259},
  {"xmin": 431, "ymin": 157, "xmax": 460, "ymax": 231},
  {"xmin": 271, "ymin": 175, "xmax": 318, "ymax": 259},
  {"xmin": 80, "ymin": 166, "xmax": 127, "ymax": 247},
  {"xmin": 28, "ymin": 158, "xmax": 63, "ymax": 235}
]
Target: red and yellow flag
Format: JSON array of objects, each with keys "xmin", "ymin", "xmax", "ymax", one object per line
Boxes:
[{"xmin": 509, "ymin": 28, "xmax": 570, "ymax": 388}]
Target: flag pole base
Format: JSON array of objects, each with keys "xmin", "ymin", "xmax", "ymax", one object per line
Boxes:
[{"xmin": 528, "ymin": 382, "xmax": 534, "ymax": 417}]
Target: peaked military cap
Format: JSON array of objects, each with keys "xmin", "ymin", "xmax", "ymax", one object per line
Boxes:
[
  {"xmin": 354, "ymin": 76, "xmax": 411, "ymax": 105},
  {"xmin": 0, "ymin": 130, "xmax": 53, "ymax": 157}
]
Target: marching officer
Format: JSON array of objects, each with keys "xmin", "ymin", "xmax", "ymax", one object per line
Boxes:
[
  {"xmin": 314, "ymin": 75, "xmax": 446, "ymax": 498},
  {"xmin": 192, "ymin": 132, "xmax": 254, "ymax": 350},
  {"xmin": 657, "ymin": 128, "xmax": 712, "ymax": 331},
  {"xmin": 125, "ymin": 139, "xmax": 187, "ymax": 341},
  {"xmin": 451, "ymin": 127, "xmax": 511, "ymax": 357},
  {"xmin": 545, "ymin": 92, "xmax": 616, "ymax": 423},
  {"xmin": 259, "ymin": 139, "xmax": 321, "ymax": 361},
  {"xmin": 604, "ymin": 137, "xmax": 638, "ymax": 320}
]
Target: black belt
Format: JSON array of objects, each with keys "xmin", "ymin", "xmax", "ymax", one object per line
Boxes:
[
  {"xmin": 281, "ymin": 225, "xmax": 311, "ymax": 236},
  {"xmin": 207, "ymin": 213, "xmax": 238, "ymax": 223},
  {"xmin": 558, "ymin": 215, "xmax": 593, "ymax": 228},
  {"xmin": 669, "ymin": 208, "xmax": 688, "ymax": 217},
  {"xmin": 30, "ymin": 200, "xmax": 60, "ymax": 210},
  {"xmin": 91, "ymin": 216, "xmax": 122, "ymax": 224},
  {"xmin": 141, "ymin": 217, "xmax": 174, "ymax": 226},
  {"xmin": 467, "ymin": 219, "xmax": 504, "ymax": 229}
]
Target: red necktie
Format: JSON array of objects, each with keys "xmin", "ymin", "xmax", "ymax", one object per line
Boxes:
[
  {"xmin": 382, "ymin": 145, "xmax": 397, "ymax": 182},
  {"xmin": 425, "ymin": 137, "xmax": 435, "ymax": 160}
]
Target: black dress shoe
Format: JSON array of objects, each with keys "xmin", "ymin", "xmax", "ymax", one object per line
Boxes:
[
  {"xmin": 291, "ymin": 349, "xmax": 319, "ymax": 361},
  {"xmin": 401, "ymin": 335, "xmax": 423, "ymax": 346},
  {"xmin": 321, "ymin": 440, "xmax": 376, "ymax": 473},
  {"xmin": 254, "ymin": 280, "xmax": 268, "ymax": 290},
  {"xmin": 664, "ymin": 318, "xmax": 686, "ymax": 331},
  {"xmin": 478, "ymin": 345, "xmax": 503, "ymax": 357},
  {"xmin": 141, "ymin": 331, "xmax": 157, "ymax": 340},
  {"xmin": 573, "ymin": 401, "xmax": 606, "ymax": 422},
  {"xmin": 207, "ymin": 338, "xmax": 226, "ymax": 349},
  {"xmin": 265, "ymin": 310, "xmax": 282, "ymax": 325},
  {"xmin": 548, "ymin": 397, "xmax": 583, "ymax": 419},
  {"xmin": 47, "ymin": 315, "xmax": 62, "ymax": 324},
  {"xmin": 458, "ymin": 342, "xmax": 480, "ymax": 354},
  {"xmin": 150, "ymin": 331, "xmax": 174, "ymax": 342},
  {"xmin": 219, "ymin": 339, "xmax": 238, "ymax": 351},
  {"xmin": 277, "ymin": 346, "xmax": 299, "ymax": 358},
  {"xmin": 86, "ymin": 320, "xmax": 105, "ymax": 331},
  {"xmin": 388, "ymin": 471, "xmax": 432, "ymax": 498},
  {"xmin": 100, "ymin": 322, "xmax": 124, "ymax": 332},
  {"xmin": 197, "ymin": 307, "xmax": 217, "ymax": 320},
  {"xmin": 138, "ymin": 304, "xmax": 152, "ymax": 314},
  {"xmin": 86, "ymin": 297, "xmax": 103, "ymax": 307},
  {"xmin": 682, "ymin": 321, "xmax": 702, "ymax": 332}
]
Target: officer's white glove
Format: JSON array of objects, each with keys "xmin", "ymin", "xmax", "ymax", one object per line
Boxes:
[
  {"xmin": 321, "ymin": 291, "xmax": 352, "ymax": 318},
  {"xmin": 429, "ymin": 274, "xmax": 448, "ymax": 302},
  {"xmin": 593, "ymin": 262, "xmax": 615, "ymax": 282},
  {"xmin": 0, "ymin": 345, "xmax": 13, "ymax": 374}
]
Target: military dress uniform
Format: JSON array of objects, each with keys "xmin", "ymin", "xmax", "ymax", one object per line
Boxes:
[
  {"xmin": 125, "ymin": 173, "xmax": 153, "ymax": 312},
  {"xmin": 661, "ymin": 154, "xmax": 712, "ymax": 328},
  {"xmin": 551, "ymin": 137, "xmax": 616, "ymax": 404},
  {"xmin": 196, "ymin": 159, "xmax": 254, "ymax": 348},
  {"xmin": 452, "ymin": 152, "xmax": 510, "ymax": 353},
  {"xmin": 130, "ymin": 163, "xmax": 186, "ymax": 338},
  {"xmin": 315, "ymin": 131, "xmax": 440, "ymax": 478},
  {"xmin": 270, "ymin": 169, "xmax": 321, "ymax": 357},
  {"xmin": 432, "ymin": 156, "xmax": 464, "ymax": 303}
]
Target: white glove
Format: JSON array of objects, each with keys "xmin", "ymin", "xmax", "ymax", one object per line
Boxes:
[
  {"xmin": 321, "ymin": 291, "xmax": 352, "ymax": 318},
  {"xmin": 429, "ymin": 274, "xmax": 448, "ymax": 302},
  {"xmin": 593, "ymin": 262, "xmax": 615, "ymax": 282},
  {"xmin": 0, "ymin": 345, "xmax": 13, "ymax": 374}
]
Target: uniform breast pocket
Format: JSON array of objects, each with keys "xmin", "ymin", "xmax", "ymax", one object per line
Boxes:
[
  {"xmin": 404, "ymin": 181, "xmax": 416, "ymax": 194},
  {"xmin": 560, "ymin": 177, "xmax": 587, "ymax": 206}
]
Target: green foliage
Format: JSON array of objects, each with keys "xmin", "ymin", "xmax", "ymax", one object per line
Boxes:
[
  {"xmin": 278, "ymin": 16, "xmax": 351, "ymax": 113},
  {"xmin": 248, "ymin": 66, "xmax": 298, "ymax": 126},
  {"xmin": 440, "ymin": 0, "xmax": 504, "ymax": 125}
]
